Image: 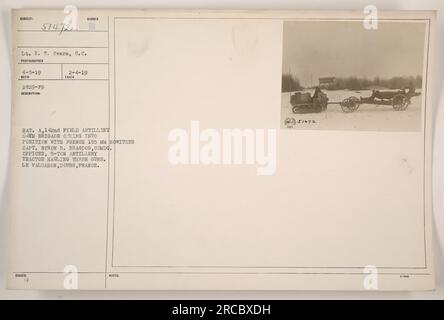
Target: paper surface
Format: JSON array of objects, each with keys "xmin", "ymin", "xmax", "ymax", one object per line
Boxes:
[{"xmin": 8, "ymin": 9, "xmax": 436, "ymax": 290}]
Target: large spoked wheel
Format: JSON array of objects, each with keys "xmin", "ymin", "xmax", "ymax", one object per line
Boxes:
[
  {"xmin": 392, "ymin": 94, "xmax": 409, "ymax": 111},
  {"xmin": 292, "ymin": 104, "xmax": 309, "ymax": 114},
  {"xmin": 340, "ymin": 96, "xmax": 360, "ymax": 113}
]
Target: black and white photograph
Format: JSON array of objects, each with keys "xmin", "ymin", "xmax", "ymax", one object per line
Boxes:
[
  {"xmin": 281, "ymin": 20, "xmax": 428, "ymax": 131},
  {"xmin": 0, "ymin": 2, "xmax": 443, "ymax": 302}
]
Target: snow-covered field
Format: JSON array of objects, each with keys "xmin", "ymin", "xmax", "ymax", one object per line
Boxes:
[{"xmin": 281, "ymin": 89, "xmax": 423, "ymax": 131}]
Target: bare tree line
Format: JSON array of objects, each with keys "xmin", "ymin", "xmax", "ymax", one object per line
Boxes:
[{"xmin": 282, "ymin": 74, "xmax": 423, "ymax": 92}]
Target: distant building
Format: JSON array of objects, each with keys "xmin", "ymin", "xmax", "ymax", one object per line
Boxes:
[{"xmin": 318, "ymin": 77, "xmax": 336, "ymax": 88}]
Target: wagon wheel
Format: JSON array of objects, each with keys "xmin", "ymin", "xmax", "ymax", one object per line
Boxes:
[
  {"xmin": 292, "ymin": 104, "xmax": 308, "ymax": 114},
  {"xmin": 292, "ymin": 105, "xmax": 300, "ymax": 114},
  {"xmin": 392, "ymin": 94, "xmax": 409, "ymax": 111},
  {"xmin": 340, "ymin": 96, "xmax": 360, "ymax": 113}
]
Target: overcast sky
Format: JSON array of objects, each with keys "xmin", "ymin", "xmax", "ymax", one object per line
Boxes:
[{"xmin": 282, "ymin": 21, "xmax": 427, "ymax": 87}]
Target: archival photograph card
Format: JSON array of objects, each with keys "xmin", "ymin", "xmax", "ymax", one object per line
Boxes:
[
  {"xmin": 7, "ymin": 9, "xmax": 436, "ymax": 290},
  {"xmin": 281, "ymin": 20, "xmax": 428, "ymax": 131}
]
